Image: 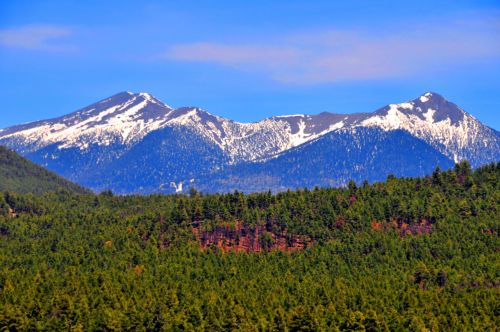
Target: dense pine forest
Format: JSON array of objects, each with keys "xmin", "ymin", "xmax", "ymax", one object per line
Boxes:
[
  {"xmin": 0, "ymin": 146, "xmax": 89, "ymax": 195},
  {"xmin": 0, "ymin": 161, "xmax": 499, "ymax": 331}
]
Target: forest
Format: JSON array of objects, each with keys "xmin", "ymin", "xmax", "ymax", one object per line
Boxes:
[
  {"xmin": 0, "ymin": 161, "xmax": 498, "ymax": 331},
  {"xmin": 0, "ymin": 146, "xmax": 89, "ymax": 195}
]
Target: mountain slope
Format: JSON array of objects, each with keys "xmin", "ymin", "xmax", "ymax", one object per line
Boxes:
[
  {"xmin": 0, "ymin": 92, "xmax": 349, "ymax": 164},
  {"xmin": 82, "ymin": 126, "xmax": 230, "ymax": 194},
  {"xmin": 0, "ymin": 91, "xmax": 498, "ymax": 193},
  {"xmin": 0, "ymin": 146, "xmax": 90, "ymax": 194},
  {"xmin": 359, "ymin": 92, "xmax": 500, "ymax": 166},
  {"xmin": 0, "ymin": 92, "xmax": 174, "ymax": 151},
  {"xmin": 195, "ymin": 127, "xmax": 456, "ymax": 193}
]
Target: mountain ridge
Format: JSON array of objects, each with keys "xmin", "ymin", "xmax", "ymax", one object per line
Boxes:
[
  {"xmin": 0, "ymin": 91, "xmax": 498, "ymax": 194},
  {"xmin": 194, "ymin": 127, "xmax": 456, "ymax": 193}
]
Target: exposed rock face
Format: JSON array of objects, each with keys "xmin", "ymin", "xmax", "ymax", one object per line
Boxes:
[
  {"xmin": 192, "ymin": 221, "xmax": 311, "ymax": 253},
  {"xmin": 371, "ymin": 219, "xmax": 433, "ymax": 236}
]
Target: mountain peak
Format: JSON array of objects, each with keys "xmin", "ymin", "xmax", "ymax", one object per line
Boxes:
[
  {"xmin": 127, "ymin": 92, "xmax": 172, "ymax": 109},
  {"xmin": 102, "ymin": 91, "xmax": 171, "ymax": 110},
  {"xmin": 410, "ymin": 92, "xmax": 465, "ymax": 124},
  {"xmin": 371, "ymin": 92, "xmax": 466, "ymax": 125},
  {"xmin": 0, "ymin": 91, "xmax": 177, "ymax": 150},
  {"xmin": 417, "ymin": 92, "xmax": 445, "ymax": 103}
]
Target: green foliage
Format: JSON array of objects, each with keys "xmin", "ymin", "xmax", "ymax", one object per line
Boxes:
[
  {"xmin": 0, "ymin": 146, "xmax": 90, "ymax": 195},
  {"xmin": 0, "ymin": 162, "xmax": 498, "ymax": 330}
]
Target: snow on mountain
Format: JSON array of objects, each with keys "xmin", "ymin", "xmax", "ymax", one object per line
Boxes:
[
  {"xmin": 195, "ymin": 127, "xmax": 457, "ymax": 193},
  {"xmin": 0, "ymin": 91, "xmax": 498, "ymax": 194},
  {"xmin": 0, "ymin": 92, "xmax": 174, "ymax": 152},
  {"xmin": 358, "ymin": 92, "xmax": 499, "ymax": 165},
  {"xmin": 1, "ymin": 91, "xmax": 498, "ymax": 165},
  {"xmin": 160, "ymin": 107, "xmax": 366, "ymax": 163},
  {"xmin": 0, "ymin": 93, "xmax": 350, "ymax": 163}
]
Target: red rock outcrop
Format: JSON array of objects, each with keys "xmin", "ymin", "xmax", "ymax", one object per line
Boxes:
[
  {"xmin": 371, "ymin": 219, "xmax": 432, "ymax": 236},
  {"xmin": 192, "ymin": 221, "xmax": 311, "ymax": 253}
]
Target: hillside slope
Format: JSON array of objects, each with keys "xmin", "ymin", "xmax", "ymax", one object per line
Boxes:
[
  {"xmin": 0, "ymin": 162, "xmax": 498, "ymax": 330},
  {"xmin": 0, "ymin": 146, "xmax": 90, "ymax": 194}
]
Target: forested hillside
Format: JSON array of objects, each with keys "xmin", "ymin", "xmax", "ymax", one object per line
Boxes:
[
  {"xmin": 0, "ymin": 146, "xmax": 89, "ymax": 194},
  {"xmin": 0, "ymin": 161, "xmax": 498, "ymax": 330}
]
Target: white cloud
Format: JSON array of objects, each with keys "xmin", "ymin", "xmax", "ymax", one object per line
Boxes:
[
  {"xmin": 0, "ymin": 25, "xmax": 74, "ymax": 51},
  {"xmin": 162, "ymin": 15, "xmax": 500, "ymax": 84}
]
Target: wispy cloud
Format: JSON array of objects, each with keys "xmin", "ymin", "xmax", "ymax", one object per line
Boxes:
[
  {"xmin": 168, "ymin": 42, "xmax": 303, "ymax": 67},
  {"xmin": 163, "ymin": 14, "xmax": 500, "ymax": 84},
  {"xmin": 0, "ymin": 25, "xmax": 75, "ymax": 52}
]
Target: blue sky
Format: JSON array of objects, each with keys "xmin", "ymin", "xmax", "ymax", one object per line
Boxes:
[{"xmin": 0, "ymin": 0, "xmax": 499, "ymax": 129}]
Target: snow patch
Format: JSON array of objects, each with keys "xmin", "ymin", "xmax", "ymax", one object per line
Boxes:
[
  {"xmin": 423, "ymin": 109, "xmax": 436, "ymax": 123},
  {"xmin": 288, "ymin": 119, "xmax": 345, "ymax": 148},
  {"xmin": 170, "ymin": 181, "xmax": 183, "ymax": 193},
  {"xmin": 398, "ymin": 102, "xmax": 414, "ymax": 110},
  {"xmin": 274, "ymin": 114, "xmax": 305, "ymax": 118},
  {"xmin": 420, "ymin": 92, "xmax": 433, "ymax": 103},
  {"xmin": 168, "ymin": 110, "xmax": 200, "ymax": 126}
]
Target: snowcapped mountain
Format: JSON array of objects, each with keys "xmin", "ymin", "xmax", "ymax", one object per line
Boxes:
[
  {"xmin": 0, "ymin": 91, "xmax": 348, "ymax": 164},
  {"xmin": 195, "ymin": 127, "xmax": 457, "ymax": 193},
  {"xmin": 358, "ymin": 92, "xmax": 499, "ymax": 166},
  {"xmin": 0, "ymin": 92, "xmax": 173, "ymax": 152},
  {"xmin": 0, "ymin": 91, "xmax": 498, "ymax": 193}
]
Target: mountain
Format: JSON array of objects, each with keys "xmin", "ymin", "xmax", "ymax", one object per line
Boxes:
[
  {"xmin": 0, "ymin": 146, "xmax": 89, "ymax": 194},
  {"xmin": 361, "ymin": 92, "xmax": 499, "ymax": 166},
  {"xmin": 0, "ymin": 91, "xmax": 498, "ymax": 193},
  {"xmin": 195, "ymin": 127, "xmax": 456, "ymax": 193}
]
